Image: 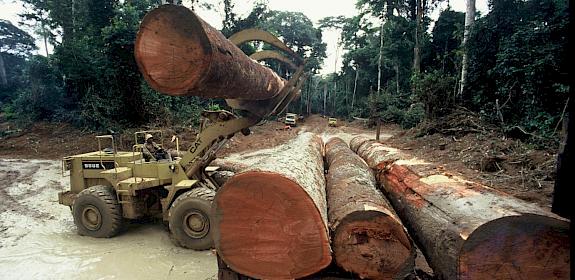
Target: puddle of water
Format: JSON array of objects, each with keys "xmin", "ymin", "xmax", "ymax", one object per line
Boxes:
[
  {"xmin": 0, "ymin": 224, "xmax": 217, "ymax": 280},
  {"xmin": 0, "ymin": 159, "xmax": 217, "ymax": 280}
]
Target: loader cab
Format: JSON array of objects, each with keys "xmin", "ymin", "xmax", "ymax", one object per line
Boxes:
[
  {"xmin": 59, "ymin": 135, "xmax": 143, "ymax": 205},
  {"xmin": 127, "ymin": 130, "xmax": 178, "ymax": 180},
  {"xmin": 133, "ymin": 130, "xmax": 165, "ymax": 162}
]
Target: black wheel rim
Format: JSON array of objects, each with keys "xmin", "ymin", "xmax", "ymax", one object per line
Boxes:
[
  {"xmin": 82, "ymin": 205, "xmax": 102, "ymax": 231},
  {"xmin": 183, "ymin": 210, "xmax": 209, "ymax": 239}
]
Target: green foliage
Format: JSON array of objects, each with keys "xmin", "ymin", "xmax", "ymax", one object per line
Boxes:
[
  {"xmin": 0, "ymin": 20, "xmax": 38, "ymax": 104},
  {"xmin": 427, "ymin": 9, "xmax": 464, "ymax": 74},
  {"xmin": 0, "ymin": 19, "xmax": 38, "ymax": 55},
  {"xmin": 7, "ymin": 0, "xmax": 206, "ymax": 130},
  {"xmin": 466, "ymin": 0, "xmax": 568, "ymax": 139},
  {"xmin": 413, "ymin": 70, "xmax": 457, "ymax": 119},
  {"xmin": 363, "ymin": 80, "xmax": 424, "ymax": 129},
  {"xmin": 402, "ymin": 102, "xmax": 425, "ymax": 128},
  {"xmin": 3, "ymin": 0, "xmax": 568, "ymax": 151},
  {"xmin": 260, "ymin": 10, "xmax": 327, "ymax": 74},
  {"xmin": 10, "ymin": 56, "xmax": 65, "ymax": 125}
]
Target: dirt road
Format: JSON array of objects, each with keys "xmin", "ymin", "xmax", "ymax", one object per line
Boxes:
[
  {"xmin": 0, "ymin": 159, "xmax": 217, "ymax": 280},
  {"xmin": 0, "ymin": 116, "xmax": 382, "ymax": 280}
]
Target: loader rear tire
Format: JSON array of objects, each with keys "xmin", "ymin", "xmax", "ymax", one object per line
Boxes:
[
  {"xmin": 169, "ymin": 187, "xmax": 215, "ymax": 250},
  {"xmin": 73, "ymin": 185, "xmax": 123, "ymax": 238}
]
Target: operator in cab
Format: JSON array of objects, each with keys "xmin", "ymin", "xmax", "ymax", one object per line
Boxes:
[{"xmin": 143, "ymin": 133, "xmax": 168, "ymax": 161}]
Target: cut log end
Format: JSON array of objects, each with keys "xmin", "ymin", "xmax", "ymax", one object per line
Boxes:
[
  {"xmin": 334, "ymin": 211, "xmax": 414, "ymax": 280},
  {"xmin": 135, "ymin": 5, "xmax": 211, "ymax": 95},
  {"xmin": 459, "ymin": 214, "xmax": 570, "ymax": 280},
  {"xmin": 213, "ymin": 171, "xmax": 331, "ymax": 279}
]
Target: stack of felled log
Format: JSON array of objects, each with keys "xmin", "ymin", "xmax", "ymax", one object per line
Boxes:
[{"xmin": 212, "ymin": 133, "xmax": 570, "ymax": 280}]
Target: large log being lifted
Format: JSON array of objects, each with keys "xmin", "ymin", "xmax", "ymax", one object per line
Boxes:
[
  {"xmin": 325, "ymin": 137, "xmax": 414, "ymax": 279},
  {"xmin": 134, "ymin": 5, "xmax": 284, "ymax": 100},
  {"xmin": 212, "ymin": 132, "xmax": 331, "ymax": 279},
  {"xmin": 350, "ymin": 136, "xmax": 570, "ymax": 280}
]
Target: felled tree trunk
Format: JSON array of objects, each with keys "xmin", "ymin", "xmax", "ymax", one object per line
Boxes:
[
  {"xmin": 325, "ymin": 137, "xmax": 414, "ymax": 280},
  {"xmin": 135, "ymin": 5, "xmax": 284, "ymax": 99},
  {"xmin": 212, "ymin": 147, "xmax": 276, "ymax": 173},
  {"xmin": 211, "ymin": 159, "xmax": 250, "ymax": 173},
  {"xmin": 350, "ymin": 136, "xmax": 570, "ymax": 280},
  {"xmin": 212, "ymin": 132, "xmax": 331, "ymax": 279}
]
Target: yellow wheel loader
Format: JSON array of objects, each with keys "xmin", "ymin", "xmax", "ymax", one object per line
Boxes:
[{"xmin": 58, "ymin": 4, "xmax": 307, "ymax": 250}]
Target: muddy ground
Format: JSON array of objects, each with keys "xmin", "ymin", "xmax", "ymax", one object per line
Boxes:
[
  {"xmin": 0, "ymin": 114, "xmax": 557, "ymax": 279},
  {"xmin": 0, "ymin": 159, "xmax": 217, "ymax": 280}
]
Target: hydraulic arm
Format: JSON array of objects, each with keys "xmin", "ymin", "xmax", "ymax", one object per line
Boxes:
[{"xmin": 134, "ymin": 4, "xmax": 307, "ymax": 190}]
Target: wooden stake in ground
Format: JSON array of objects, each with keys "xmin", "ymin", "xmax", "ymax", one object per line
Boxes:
[
  {"xmin": 325, "ymin": 137, "xmax": 414, "ymax": 279},
  {"xmin": 212, "ymin": 132, "xmax": 331, "ymax": 279},
  {"xmin": 350, "ymin": 136, "xmax": 571, "ymax": 280}
]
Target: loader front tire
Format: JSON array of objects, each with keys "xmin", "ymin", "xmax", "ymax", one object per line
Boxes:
[
  {"xmin": 73, "ymin": 185, "xmax": 123, "ymax": 238},
  {"xmin": 169, "ymin": 187, "xmax": 215, "ymax": 250}
]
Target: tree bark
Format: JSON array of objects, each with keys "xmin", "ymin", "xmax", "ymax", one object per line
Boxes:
[
  {"xmin": 376, "ymin": 119, "xmax": 382, "ymax": 141},
  {"xmin": 0, "ymin": 53, "xmax": 7, "ymax": 86},
  {"xmin": 459, "ymin": 0, "xmax": 476, "ymax": 97},
  {"xmin": 350, "ymin": 136, "xmax": 571, "ymax": 280},
  {"xmin": 413, "ymin": 0, "xmax": 423, "ymax": 74},
  {"xmin": 212, "ymin": 147, "xmax": 276, "ymax": 172},
  {"xmin": 553, "ymin": 97, "xmax": 572, "ymax": 219},
  {"xmin": 377, "ymin": 22, "xmax": 384, "ymax": 93},
  {"xmin": 323, "ymin": 82, "xmax": 328, "ymax": 116},
  {"xmin": 395, "ymin": 62, "xmax": 400, "ymax": 95},
  {"xmin": 325, "ymin": 137, "xmax": 414, "ymax": 279},
  {"xmin": 352, "ymin": 67, "xmax": 358, "ymax": 112},
  {"xmin": 135, "ymin": 5, "xmax": 284, "ymax": 100},
  {"xmin": 212, "ymin": 132, "xmax": 331, "ymax": 279}
]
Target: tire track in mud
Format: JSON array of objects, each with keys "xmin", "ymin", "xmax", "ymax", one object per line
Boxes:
[
  {"xmin": 0, "ymin": 160, "xmax": 59, "ymax": 247},
  {"xmin": 0, "ymin": 162, "xmax": 52, "ymax": 219}
]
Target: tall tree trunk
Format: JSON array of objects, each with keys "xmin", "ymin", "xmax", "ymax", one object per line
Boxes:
[
  {"xmin": 39, "ymin": 15, "xmax": 50, "ymax": 57},
  {"xmin": 395, "ymin": 62, "xmax": 400, "ymax": 95},
  {"xmin": 307, "ymin": 77, "xmax": 313, "ymax": 115},
  {"xmin": 377, "ymin": 22, "xmax": 384, "ymax": 93},
  {"xmin": 553, "ymin": 97, "xmax": 572, "ymax": 219},
  {"xmin": 376, "ymin": 119, "xmax": 381, "ymax": 141},
  {"xmin": 344, "ymin": 78, "xmax": 349, "ymax": 113},
  {"xmin": 459, "ymin": 0, "xmax": 476, "ymax": 97},
  {"xmin": 352, "ymin": 67, "xmax": 358, "ymax": 112},
  {"xmin": 413, "ymin": 0, "xmax": 423, "ymax": 74},
  {"xmin": 0, "ymin": 53, "xmax": 6, "ymax": 86},
  {"xmin": 323, "ymin": 82, "xmax": 327, "ymax": 116},
  {"xmin": 333, "ymin": 80, "xmax": 337, "ymax": 116}
]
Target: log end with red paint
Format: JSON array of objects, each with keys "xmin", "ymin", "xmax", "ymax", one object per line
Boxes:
[
  {"xmin": 458, "ymin": 214, "xmax": 570, "ymax": 280},
  {"xmin": 326, "ymin": 137, "xmax": 415, "ymax": 279},
  {"xmin": 135, "ymin": 5, "xmax": 211, "ymax": 96},
  {"xmin": 212, "ymin": 172, "xmax": 331, "ymax": 279},
  {"xmin": 333, "ymin": 210, "xmax": 414, "ymax": 280},
  {"xmin": 350, "ymin": 135, "xmax": 571, "ymax": 280}
]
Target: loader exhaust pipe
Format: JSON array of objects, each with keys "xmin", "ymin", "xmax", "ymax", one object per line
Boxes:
[{"xmin": 135, "ymin": 4, "xmax": 285, "ymax": 100}]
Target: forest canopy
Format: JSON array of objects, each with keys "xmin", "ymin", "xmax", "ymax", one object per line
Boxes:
[{"xmin": 0, "ymin": 0, "xmax": 569, "ymax": 147}]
